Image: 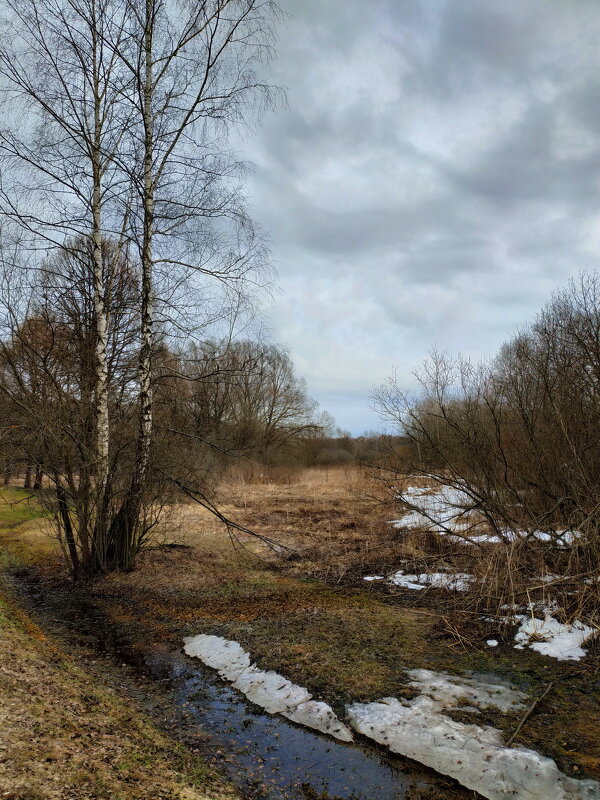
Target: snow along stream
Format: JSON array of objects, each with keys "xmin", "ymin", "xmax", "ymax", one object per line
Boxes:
[
  {"xmin": 184, "ymin": 635, "xmax": 600, "ymax": 800},
  {"xmin": 183, "ymin": 635, "xmax": 353, "ymax": 741}
]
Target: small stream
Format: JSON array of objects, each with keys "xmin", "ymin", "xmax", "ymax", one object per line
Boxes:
[
  {"xmin": 13, "ymin": 571, "xmax": 464, "ymax": 800},
  {"xmin": 146, "ymin": 648, "xmax": 414, "ymax": 799}
]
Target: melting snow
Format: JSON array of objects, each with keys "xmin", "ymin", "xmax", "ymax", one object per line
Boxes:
[
  {"xmin": 486, "ymin": 639, "xmax": 499, "ymax": 647},
  {"xmin": 393, "ymin": 483, "xmax": 580, "ymax": 547},
  {"xmin": 183, "ymin": 635, "xmax": 250, "ymax": 681},
  {"xmin": 232, "ymin": 666, "xmax": 311, "ymax": 714},
  {"xmin": 392, "ymin": 483, "xmax": 482, "ymax": 535},
  {"xmin": 186, "ymin": 637, "xmax": 600, "ymax": 797},
  {"xmin": 389, "ymin": 570, "xmax": 473, "ymax": 592},
  {"xmin": 183, "ymin": 635, "xmax": 353, "ymax": 741},
  {"xmin": 347, "ymin": 669, "xmax": 600, "ymax": 800},
  {"xmin": 513, "ymin": 615, "xmax": 595, "ymax": 661},
  {"xmin": 364, "ymin": 570, "xmax": 474, "ymax": 591},
  {"xmin": 406, "ymin": 669, "xmax": 526, "ymax": 712}
]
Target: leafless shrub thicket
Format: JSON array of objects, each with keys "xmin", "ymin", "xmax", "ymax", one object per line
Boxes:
[
  {"xmin": 0, "ymin": 245, "xmax": 323, "ymax": 574},
  {"xmin": 374, "ymin": 274, "xmax": 600, "ymax": 617}
]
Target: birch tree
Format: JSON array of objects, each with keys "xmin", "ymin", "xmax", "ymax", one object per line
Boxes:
[
  {"xmin": 0, "ymin": 239, "xmax": 141, "ymax": 574},
  {"xmin": 0, "ymin": 0, "xmax": 280, "ymax": 573},
  {"xmin": 0, "ymin": 0, "xmax": 134, "ymax": 573},
  {"xmin": 108, "ymin": 0, "xmax": 280, "ymax": 559}
]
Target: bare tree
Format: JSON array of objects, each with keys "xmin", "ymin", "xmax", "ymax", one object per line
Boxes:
[
  {"xmin": 0, "ymin": 240, "xmax": 140, "ymax": 575},
  {"xmin": 107, "ymin": 0, "xmax": 280, "ymax": 556},
  {"xmin": 0, "ymin": 0, "xmax": 281, "ymax": 572},
  {"xmin": 374, "ymin": 273, "xmax": 600, "ymax": 613},
  {"xmin": 0, "ymin": 0, "xmax": 135, "ymax": 571},
  {"xmin": 162, "ymin": 339, "xmax": 321, "ymax": 464}
]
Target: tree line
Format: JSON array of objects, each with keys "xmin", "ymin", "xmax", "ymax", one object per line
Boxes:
[
  {"xmin": 375, "ymin": 274, "xmax": 600, "ymax": 582},
  {"xmin": 0, "ymin": 0, "xmax": 295, "ymax": 575}
]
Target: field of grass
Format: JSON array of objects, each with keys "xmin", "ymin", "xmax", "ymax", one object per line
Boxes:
[
  {"xmin": 80, "ymin": 467, "xmax": 600, "ymax": 783},
  {"xmin": 0, "ymin": 468, "xmax": 599, "ymax": 796},
  {"xmin": 0, "ymin": 487, "xmax": 57, "ymax": 566}
]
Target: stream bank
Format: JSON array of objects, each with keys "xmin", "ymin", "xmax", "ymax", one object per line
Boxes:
[{"xmin": 8, "ymin": 565, "xmax": 475, "ymax": 800}]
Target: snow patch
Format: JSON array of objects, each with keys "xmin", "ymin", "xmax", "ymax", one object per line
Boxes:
[
  {"xmin": 486, "ymin": 639, "xmax": 499, "ymax": 647},
  {"xmin": 513, "ymin": 615, "xmax": 595, "ymax": 661},
  {"xmin": 407, "ymin": 669, "xmax": 526, "ymax": 713},
  {"xmin": 392, "ymin": 483, "xmax": 483, "ymax": 535},
  {"xmin": 363, "ymin": 570, "xmax": 474, "ymax": 591},
  {"xmin": 347, "ymin": 696, "xmax": 599, "ymax": 800},
  {"xmin": 283, "ymin": 700, "xmax": 353, "ymax": 741},
  {"xmin": 394, "ymin": 482, "xmax": 580, "ymax": 547},
  {"xmin": 347, "ymin": 669, "xmax": 600, "ymax": 800},
  {"xmin": 232, "ymin": 666, "xmax": 311, "ymax": 714},
  {"xmin": 183, "ymin": 634, "xmax": 250, "ymax": 681},
  {"xmin": 389, "ymin": 570, "xmax": 473, "ymax": 592},
  {"xmin": 183, "ymin": 634, "xmax": 353, "ymax": 742}
]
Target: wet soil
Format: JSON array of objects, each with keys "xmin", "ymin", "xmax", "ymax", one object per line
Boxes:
[{"xmin": 8, "ymin": 567, "xmax": 474, "ymax": 800}]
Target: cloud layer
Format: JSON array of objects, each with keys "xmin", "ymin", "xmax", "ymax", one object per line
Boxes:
[{"xmin": 242, "ymin": 0, "xmax": 600, "ymax": 433}]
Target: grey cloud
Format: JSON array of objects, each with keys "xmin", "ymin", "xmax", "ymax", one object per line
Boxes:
[{"xmin": 236, "ymin": 0, "xmax": 600, "ymax": 432}]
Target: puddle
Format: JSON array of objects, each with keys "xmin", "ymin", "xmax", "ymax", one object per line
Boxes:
[
  {"xmin": 145, "ymin": 649, "xmax": 414, "ymax": 799},
  {"xmin": 12, "ymin": 571, "xmax": 469, "ymax": 800}
]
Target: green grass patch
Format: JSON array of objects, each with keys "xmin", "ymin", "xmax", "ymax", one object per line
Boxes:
[
  {"xmin": 0, "ymin": 487, "xmax": 56, "ymax": 565},
  {"xmin": 0, "ymin": 487, "xmax": 44, "ymax": 527}
]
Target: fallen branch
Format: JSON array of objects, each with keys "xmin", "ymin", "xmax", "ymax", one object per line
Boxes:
[
  {"xmin": 507, "ymin": 681, "xmax": 555, "ymax": 747},
  {"xmin": 157, "ymin": 468, "xmax": 297, "ymax": 558}
]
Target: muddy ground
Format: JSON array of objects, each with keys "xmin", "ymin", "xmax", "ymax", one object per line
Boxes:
[{"xmin": 1, "ymin": 468, "xmax": 599, "ymax": 799}]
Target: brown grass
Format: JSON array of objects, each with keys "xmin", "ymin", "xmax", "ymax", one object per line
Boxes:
[
  {"xmin": 210, "ymin": 465, "xmax": 411, "ymax": 581},
  {"xmin": 0, "ymin": 585, "xmax": 235, "ymax": 800},
  {"xmin": 0, "ymin": 489, "xmax": 236, "ymax": 800},
  {"xmin": 1, "ymin": 469, "xmax": 598, "ymax": 788}
]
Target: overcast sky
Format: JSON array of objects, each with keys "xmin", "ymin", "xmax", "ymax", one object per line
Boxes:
[{"xmin": 241, "ymin": 0, "xmax": 600, "ymax": 434}]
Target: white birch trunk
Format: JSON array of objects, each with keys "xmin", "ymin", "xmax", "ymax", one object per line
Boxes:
[
  {"xmin": 91, "ymin": 5, "xmax": 110, "ymax": 570},
  {"xmin": 133, "ymin": 0, "xmax": 155, "ymax": 496}
]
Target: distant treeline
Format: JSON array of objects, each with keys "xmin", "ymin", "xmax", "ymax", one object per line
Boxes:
[{"xmin": 297, "ymin": 433, "xmax": 410, "ymax": 468}]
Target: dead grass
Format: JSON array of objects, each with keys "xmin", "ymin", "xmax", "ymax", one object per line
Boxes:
[
  {"xmin": 0, "ymin": 488, "xmax": 58, "ymax": 565},
  {"xmin": 0, "ymin": 491, "xmax": 236, "ymax": 800},
  {"xmin": 95, "ymin": 543, "xmax": 438, "ymax": 704},
  {"xmin": 0, "ymin": 584, "xmax": 236, "ymax": 800},
  {"xmin": 209, "ymin": 466, "xmax": 411, "ymax": 582},
  {"xmin": 1, "ymin": 468, "xmax": 598, "ymax": 787}
]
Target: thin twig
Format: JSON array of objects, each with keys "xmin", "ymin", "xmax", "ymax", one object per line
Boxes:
[
  {"xmin": 507, "ymin": 681, "xmax": 555, "ymax": 747},
  {"xmin": 157, "ymin": 468, "xmax": 297, "ymax": 556}
]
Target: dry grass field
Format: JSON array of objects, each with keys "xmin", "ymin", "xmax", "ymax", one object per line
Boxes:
[
  {"xmin": 75, "ymin": 467, "xmax": 599, "ymax": 784},
  {"xmin": 1, "ymin": 469, "xmax": 599, "ymax": 797},
  {"xmin": 170, "ymin": 465, "xmax": 410, "ymax": 581}
]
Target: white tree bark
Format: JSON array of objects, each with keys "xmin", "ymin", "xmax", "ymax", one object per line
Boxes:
[
  {"xmin": 132, "ymin": 0, "xmax": 155, "ymax": 499},
  {"xmin": 91, "ymin": 3, "xmax": 110, "ymax": 564},
  {"xmin": 0, "ymin": 0, "xmax": 133, "ymax": 573}
]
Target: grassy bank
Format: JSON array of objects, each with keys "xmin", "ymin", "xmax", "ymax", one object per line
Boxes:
[{"xmin": 0, "ymin": 488, "xmax": 236, "ymax": 800}]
